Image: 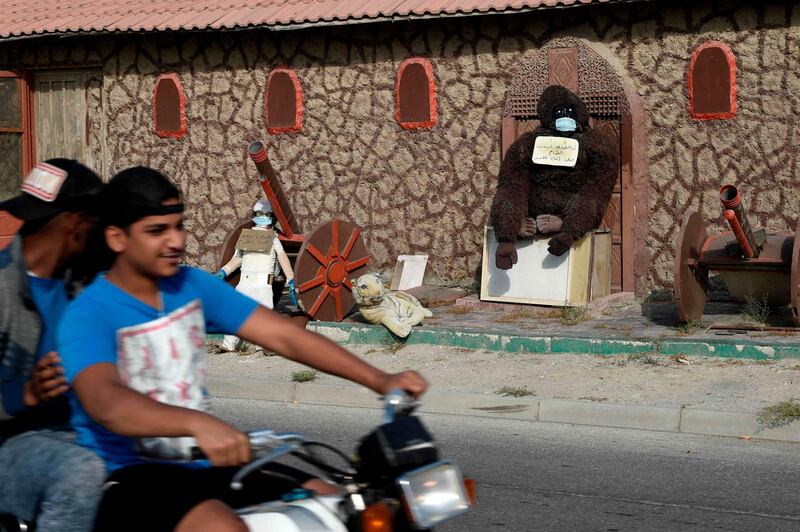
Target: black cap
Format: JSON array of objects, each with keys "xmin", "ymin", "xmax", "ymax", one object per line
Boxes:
[{"xmin": 0, "ymin": 159, "xmax": 102, "ymax": 221}]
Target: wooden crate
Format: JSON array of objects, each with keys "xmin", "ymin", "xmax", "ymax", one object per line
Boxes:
[{"xmin": 480, "ymin": 226, "xmax": 611, "ymax": 306}]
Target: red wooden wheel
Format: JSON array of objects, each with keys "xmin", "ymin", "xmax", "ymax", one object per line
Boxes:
[
  {"xmin": 294, "ymin": 219, "xmax": 370, "ymax": 321},
  {"xmin": 674, "ymin": 211, "xmax": 709, "ymax": 322}
]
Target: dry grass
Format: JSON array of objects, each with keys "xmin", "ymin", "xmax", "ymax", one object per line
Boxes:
[
  {"xmin": 447, "ymin": 305, "xmax": 472, "ymax": 315},
  {"xmin": 496, "ymin": 386, "xmax": 535, "ymax": 397},
  {"xmin": 292, "ymin": 370, "xmax": 318, "ymax": 383},
  {"xmin": 675, "ymin": 320, "xmax": 704, "ymax": 336},
  {"xmin": 561, "ymin": 306, "xmax": 590, "ymax": 326},
  {"xmin": 758, "ymin": 399, "xmax": 800, "ymax": 428},
  {"xmin": 741, "ymin": 291, "xmax": 770, "ymax": 327},
  {"xmin": 578, "ymin": 396, "xmax": 608, "ymax": 402},
  {"xmin": 495, "ymin": 307, "xmax": 558, "ymax": 323}
]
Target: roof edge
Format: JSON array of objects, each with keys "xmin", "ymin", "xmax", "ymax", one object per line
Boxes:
[{"xmin": 0, "ymin": 0, "xmax": 652, "ymax": 44}]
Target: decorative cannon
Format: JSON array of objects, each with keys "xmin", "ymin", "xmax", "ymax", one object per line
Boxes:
[
  {"xmin": 217, "ymin": 141, "xmax": 370, "ymax": 322},
  {"xmin": 674, "ymin": 184, "xmax": 800, "ymax": 324}
]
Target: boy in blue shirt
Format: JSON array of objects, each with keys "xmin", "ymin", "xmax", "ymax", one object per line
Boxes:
[{"xmin": 58, "ymin": 166, "xmax": 427, "ymax": 532}]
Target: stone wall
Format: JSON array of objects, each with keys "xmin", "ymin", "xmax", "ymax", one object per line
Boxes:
[{"xmin": 1, "ymin": 0, "xmax": 798, "ymax": 294}]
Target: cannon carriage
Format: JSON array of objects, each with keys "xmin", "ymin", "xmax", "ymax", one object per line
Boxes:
[
  {"xmin": 674, "ymin": 184, "xmax": 800, "ymax": 324},
  {"xmin": 217, "ymin": 141, "xmax": 370, "ymax": 322}
]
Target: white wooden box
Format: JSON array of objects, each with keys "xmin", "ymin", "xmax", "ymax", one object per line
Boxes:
[{"xmin": 480, "ymin": 226, "xmax": 611, "ymax": 306}]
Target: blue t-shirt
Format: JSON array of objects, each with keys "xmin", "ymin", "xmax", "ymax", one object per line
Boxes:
[
  {"xmin": 58, "ymin": 266, "xmax": 259, "ymax": 471},
  {"xmin": 0, "ymin": 275, "xmax": 69, "ymax": 417}
]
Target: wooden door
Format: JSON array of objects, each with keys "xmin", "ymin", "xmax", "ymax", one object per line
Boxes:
[{"xmin": 34, "ymin": 70, "xmax": 104, "ymax": 175}]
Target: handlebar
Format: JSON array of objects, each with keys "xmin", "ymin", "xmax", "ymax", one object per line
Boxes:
[{"xmin": 189, "ymin": 389, "xmax": 419, "ymax": 489}]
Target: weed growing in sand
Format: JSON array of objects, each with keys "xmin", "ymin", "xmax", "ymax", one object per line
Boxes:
[
  {"xmin": 741, "ymin": 291, "xmax": 770, "ymax": 327},
  {"xmin": 676, "ymin": 320, "xmax": 704, "ymax": 335},
  {"xmin": 496, "ymin": 386, "xmax": 535, "ymax": 397},
  {"xmin": 627, "ymin": 352, "xmax": 659, "ymax": 365},
  {"xmin": 757, "ymin": 399, "xmax": 800, "ymax": 428},
  {"xmin": 495, "ymin": 308, "xmax": 556, "ymax": 323},
  {"xmin": 561, "ymin": 306, "xmax": 590, "ymax": 326},
  {"xmin": 385, "ymin": 342, "xmax": 407, "ymax": 354},
  {"xmin": 292, "ymin": 370, "xmax": 318, "ymax": 383}
]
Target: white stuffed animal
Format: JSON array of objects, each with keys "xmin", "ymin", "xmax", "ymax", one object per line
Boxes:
[{"xmin": 351, "ymin": 273, "xmax": 433, "ymax": 338}]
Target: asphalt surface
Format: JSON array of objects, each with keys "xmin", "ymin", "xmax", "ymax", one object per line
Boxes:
[{"xmin": 214, "ymin": 397, "xmax": 800, "ymax": 531}]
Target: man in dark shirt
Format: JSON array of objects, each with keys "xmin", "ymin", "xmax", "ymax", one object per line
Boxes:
[{"xmin": 0, "ymin": 159, "xmax": 106, "ymax": 531}]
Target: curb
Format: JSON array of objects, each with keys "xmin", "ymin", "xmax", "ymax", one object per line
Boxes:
[
  {"xmin": 206, "ymin": 376, "xmax": 800, "ymax": 443},
  {"xmin": 306, "ymin": 322, "xmax": 800, "ymax": 360}
]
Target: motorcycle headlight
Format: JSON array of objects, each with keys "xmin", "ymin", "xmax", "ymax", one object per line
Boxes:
[{"xmin": 396, "ymin": 461, "xmax": 471, "ymax": 529}]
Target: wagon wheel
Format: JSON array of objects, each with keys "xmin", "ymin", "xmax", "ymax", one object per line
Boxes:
[
  {"xmin": 294, "ymin": 219, "xmax": 370, "ymax": 321},
  {"xmin": 217, "ymin": 218, "xmax": 252, "ymax": 288},
  {"xmin": 791, "ymin": 220, "xmax": 800, "ymax": 325},
  {"xmin": 674, "ymin": 211, "xmax": 709, "ymax": 322}
]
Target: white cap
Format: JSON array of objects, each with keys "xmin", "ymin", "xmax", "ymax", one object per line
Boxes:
[{"xmin": 252, "ymin": 198, "xmax": 273, "ymax": 213}]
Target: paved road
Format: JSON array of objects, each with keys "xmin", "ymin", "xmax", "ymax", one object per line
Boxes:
[{"xmin": 214, "ymin": 397, "xmax": 800, "ymax": 531}]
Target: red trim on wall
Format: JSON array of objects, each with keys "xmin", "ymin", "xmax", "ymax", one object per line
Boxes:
[
  {"xmin": 264, "ymin": 67, "xmax": 303, "ymax": 134},
  {"xmin": 153, "ymin": 73, "xmax": 188, "ymax": 139},
  {"xmin": 395, "ymin": 58, "xmax": 438, "ymax": 130},
  {"xmin": 688, "ymin": 41, "xmax": 737, "ymax": 121},
  {"xmin": 0, "ymin": 70, "xmax": 34, "ymax": 173}
]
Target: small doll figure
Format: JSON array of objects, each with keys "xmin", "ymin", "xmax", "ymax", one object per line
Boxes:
[{"xmin": 215, "ymin": 198, "xmax": 298, "ymax": 351}]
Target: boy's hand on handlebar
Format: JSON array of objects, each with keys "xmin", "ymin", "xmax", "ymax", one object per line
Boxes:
[
  {"xmin": 377, "ymin": 371, "xmax": 428, "ymax": 398},
  {"xmin": 190, "ymin": 415, "xmax": 251, "ymax": 466}
]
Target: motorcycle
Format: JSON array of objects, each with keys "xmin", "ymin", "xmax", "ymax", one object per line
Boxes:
[
  {"xmin": 0, "ymin": 390, "xmax": 473, "ymax": 531},
  {"xmin": 225, "ymin": 389, "xmax": 474, "ymax": 531}
]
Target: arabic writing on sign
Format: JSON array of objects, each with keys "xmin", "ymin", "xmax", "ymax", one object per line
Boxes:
[{"xmin": 531, "ymin": 136, "xmax": 580, "ymax": 167}]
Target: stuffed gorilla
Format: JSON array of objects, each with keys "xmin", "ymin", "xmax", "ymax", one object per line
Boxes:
[{"xmin": 490, "ymin": 85, "xmax": 619, "ymax": 269}]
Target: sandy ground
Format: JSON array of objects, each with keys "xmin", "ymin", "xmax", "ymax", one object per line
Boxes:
[{"xmin": 206, "ymin": 343, "xmax": 800, "ymax": 413}]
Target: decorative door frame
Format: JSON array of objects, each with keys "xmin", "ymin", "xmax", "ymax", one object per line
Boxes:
[{"xmin": 501, "ymin": 37, "xmax": 650, "ymax": 295}]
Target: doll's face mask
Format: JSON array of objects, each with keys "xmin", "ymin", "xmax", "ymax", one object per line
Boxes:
[{"xmin": 252, "ymin": 210, "xmax": 273, "ymax": 227}]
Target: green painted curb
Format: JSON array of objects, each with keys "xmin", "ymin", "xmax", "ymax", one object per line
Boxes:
[{"xmin": 300, "ymin": 322, "xmax": 800, "ymax": 360}]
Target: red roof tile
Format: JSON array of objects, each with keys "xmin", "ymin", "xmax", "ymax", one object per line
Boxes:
[{"xmin": 0, "ymin": 0, "xmax": 644, "ymax": 40}]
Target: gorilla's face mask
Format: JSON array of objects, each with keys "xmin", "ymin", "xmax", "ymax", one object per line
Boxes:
[{"xmin": 552, "ymin": 104, "xmax": 579, "ymax": 133}]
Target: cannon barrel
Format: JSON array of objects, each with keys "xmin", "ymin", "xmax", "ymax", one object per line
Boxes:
[
  {"xmin": 720, "ymin": 184, "xmax": 760, "ymax": 258},
  {"xmin": 248, "ymin": 140, "xmax": 301, "ymax": 240}
]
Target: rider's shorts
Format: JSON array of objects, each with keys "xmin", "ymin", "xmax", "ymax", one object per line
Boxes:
[{"xmin": 93, "ymin": 462, "xmax": 315, "ymax": 532}]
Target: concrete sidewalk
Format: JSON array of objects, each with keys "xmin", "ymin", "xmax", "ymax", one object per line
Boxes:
[
  {"xmin": 206, "ymin": 374, "xmax": 800, "ymax": 444},
  {"xmin": 303, "ymin": 298, "xmax": 800, "ymax": 359},
  {"xmin": 207, "ymin": 295, "xmax": 800, "ymax": 443}
]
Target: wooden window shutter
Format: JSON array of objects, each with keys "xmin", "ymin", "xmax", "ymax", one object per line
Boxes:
[
  {"xmin": 153, "ymin": 73, "xmax": 187, "ymax": 138},
  {"xmin": 396, "ymin": 58, "xmax": 437, "ymax": 129},
  {"xmin": 265, "ymin": 68, "xmax": 303, "ymax": 134},
  {"xmin": 689, "ymin": 42, "xmax": 737, "ymax": 120}
]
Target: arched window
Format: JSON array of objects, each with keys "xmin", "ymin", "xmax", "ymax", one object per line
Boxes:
[
  {"xmin": 152, "ymin": 73, "xmax": 187, "ymax": 138},
  {"xmin": 395, "ymin": 58, "xmax": 437, "ymax": 129},
  {"xmin": 688, "ymin": 41, "xmax": 737, "ymax": 120},
  {"xmin": 264, "ymin": 67, "xmax": 302, "ymax": 134}
]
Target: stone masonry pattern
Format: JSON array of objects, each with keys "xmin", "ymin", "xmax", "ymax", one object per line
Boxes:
[{"xmin": 1, "ymin": 0, "xmax": 798, "ymax": 294}]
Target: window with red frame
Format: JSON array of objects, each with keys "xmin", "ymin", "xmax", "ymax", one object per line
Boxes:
[
  {"xmin": 689, "ymin": 42, "xmax": 737, "ymax": 120},
  {"xmin": 264, "ymin": 68, "xmax": 302, "ymax": 134},
  {"xmin": 153, "ymin": 73, "xmax": 187, "ymax": 138},
  {"xmin": 396, "ymin": 58, "xmax": 437, "ymax": 129},
  {"xmin": 0, "ymin": 71, "xmax": 33, "ymax": 247}
]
